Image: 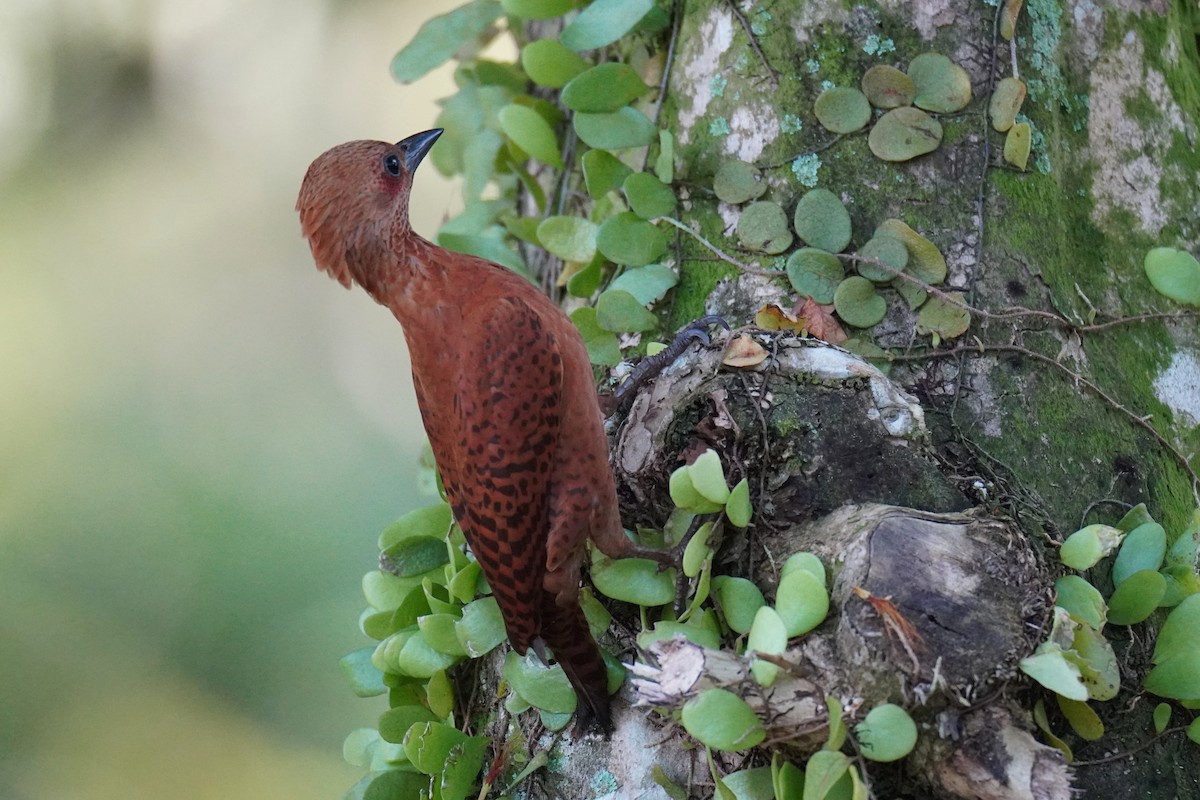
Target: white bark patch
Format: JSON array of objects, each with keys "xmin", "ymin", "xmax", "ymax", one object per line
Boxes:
[
  {"xmin": 723, "ymin": 105, "xmax": 780, "ymax": 162},
  {"xmin": 674, "ymin": 7, "xmax": 734, "ymax": 145},
  {"xmin": 1087, "ymin": 33, "xmax": 1192, "ymax": 236},
  {"xmin": 1154, "ymin": 351, "xmax": 1200, "ymax": 426},
  {"xmin": 877, "ymin": 0, "xmax": 953, "ymax": 40}
]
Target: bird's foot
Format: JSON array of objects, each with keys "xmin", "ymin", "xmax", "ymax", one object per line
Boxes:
[{"xmin": 622, "ymin": 514, "xmax": 709, "ymax": 615}]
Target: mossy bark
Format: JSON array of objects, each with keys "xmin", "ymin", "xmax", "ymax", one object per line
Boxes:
[{"xmin": 629, "ymin": 0, "xmax": 1199, "ymax": 797}]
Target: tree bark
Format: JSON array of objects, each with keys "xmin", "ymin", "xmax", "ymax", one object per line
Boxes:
[{"xmin": 479, "ymin": 1, "xmax": 1200, "ymax": 797}]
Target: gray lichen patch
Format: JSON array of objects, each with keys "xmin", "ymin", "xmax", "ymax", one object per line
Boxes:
[
  {"xmin": 1153, "ymin": 350, "xmax": 1200, "ymax": 426},
  {"xmin": 1087, "ymin": 32, "xmax": 1194, "ymax": 236}
]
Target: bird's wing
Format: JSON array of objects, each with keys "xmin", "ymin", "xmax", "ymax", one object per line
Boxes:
[{"xmin": 445, "ymin": 295, "xmax": 564, "ymax": 654}]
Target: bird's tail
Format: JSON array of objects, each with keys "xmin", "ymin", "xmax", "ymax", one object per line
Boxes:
[{"xmin": 537, "ymin": 593, "xmax": 613, "ymax": 736}]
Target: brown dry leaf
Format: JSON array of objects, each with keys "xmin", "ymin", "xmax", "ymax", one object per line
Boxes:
[
  {"xmin": 796, "ymin": 297, "xmax": 848, "ymax": 344},
  {"xmin": 754, "ymin": 303, "xmax": 807, "ymax": 332},
  {"xmin": 722, "ymin": 333, "xmax": 768, "ymax": 367}
]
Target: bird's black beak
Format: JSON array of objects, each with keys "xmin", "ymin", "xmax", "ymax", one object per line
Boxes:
[{"xmin": 397, "ymin": 128, "xmax": 443, "ymax": 173}]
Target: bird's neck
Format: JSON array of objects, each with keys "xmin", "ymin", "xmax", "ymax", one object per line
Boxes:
[{"xmin": 362, "ymin": 231, "xmax": 452, "ymax": 314}]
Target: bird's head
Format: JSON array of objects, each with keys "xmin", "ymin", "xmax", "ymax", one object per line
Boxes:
[{"xmin": 296, "ymin": 128, "xmax": 442, "ymax": 292}]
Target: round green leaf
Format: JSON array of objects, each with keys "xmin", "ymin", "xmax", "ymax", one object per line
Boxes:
[
  {"xmin": 775, "ymin": 567, "xmax": 829, "ymax": 637},
  {"xmin": 596, "ymin": 288, "xmax": 658, "ymax": 332},
  {"xmin": 340, "ymin": 647, "xmax": 387, "ymax": 697},
  {"xmin": 688, "ymin": 449, "xmax": 730, "ymax": 504},
  {"xmin": 857, "ymin": 235, "xmax": 908, "ymax": 282},
  {"xmin": 560, "ymin": 0, "xmax": 654, "ymax": 51},
  {"xmin": 1112, "ymin": 522, "xmax": 1167, "ymax": 586},
  {"xmin": 1146, "ymin": 651, "xmax": 1200, "ymax": 701},
  {"xmin": 597, "ymin": 212, "xmax": 668, "ymax": 265},
  {"xmin": 521, "ymin": 39, "xmax": 589, "ymax": 88},
  {"xmin": 1189, "ymin": 718, "xmax": 1200, "ymax": 744},
  {"xmin": 713, "ymin": 575, "xmax": 766, "ymax": 634},
  {"xmin": 893, "ymin": 275, "xmax": 928, "ymax": 309},
  {"xmin": 624, "ymin": 171, "xmax": 676, "ymax": 219},
  {"xmin": 574, "ymin": 107, "xmax": 657, "ymax": 150},
  {"xmin": 378, "ymin": 503, "xmax": 452, "ymax": 550},
  {"xmin": 638, "ymin": 618, "xmax": 722, "ymax": 650},
  {"xmin": 669, "ymin": 465, "xmax": 723, "ymax": 513},
  {"xmin": 402, "ymin": 721, "xmax": 486, "ymax": 778},
  {"xmin": 726, "ymin": 479, "xmax": 752, "ymax": 527},
  {"xmin": 1116, "ymin": 502, "xmax": 1156, "ymax": 533},
  {"xmin": 418, "ymin": 613, "xmax": 468, "ymax": 657},
  {"xmin": 501, "ymin": 0, "xmax": 572, "ymax": 19},
  {"xmin": 780, "ymin": 552, "xmax": 826, "ymax": 585},
  {"xmin": 591, "ymin": 552, "xmax": 677, "ymax": 606},
  {"xmin": 713, "ymin": 159, "xmax": 767, "ymax": 203},
  {"xmin": 379, "ymin": 704, "xmax": 440, "ymax": 744},
  {"xmin": 814, "ymin": 86, "xmax": 871, "ymax": 133},
  {"xmin": 915, "ymin": 292, "xmax": 970, "ymax": 343},
  {"xmin": 1004, "ymin": 122, "xmax": 1031, "ymax": 170},
  {"xmin": 874, "ymin": 218, "xmax": 947, "ymax": 284},
  {"xmin": 908, "ymin": 52, "xmax": 972, "ymax": 113},
  {"xmin": 1059, "ymin": 524, "xmax": 1124, "ymax": 570},
  {"xmin": 582, "ymin": 148, "xmax": 633, "ymax": 199},
  {"xmin": 1144, "ymin": 247, "xmax": 1200, "ymax": 306},
  {"xmin": 989, "ymin": 76, "xmax": 1027, "ymax": 132},
  {"xmin": 609, "ymin": 264, "xmax": 678, "ymax": 304},
  {"xmin": 501, "ymin": 650, "xmax": 578, "ymax": 712},
  {"xmin": 570, "ymin": 306, "xmax": 621, "ymax": 366},
  {"xmin": 748, "ymin": 606, "xmax": 787, "ymax": 686},
  {"xmin": 343, "ymin": 728, "xmax": 380, "ymax": 769},
  {"xmin": 498, "ymin": 104, "xmax": 563, "ymax": 167},
  {"xmin": 362, "ymin": 769, "xmax": 427, "ymax": 800},
  {"xmin": 1056, "ymin": 696, "xmax": 1104, "ymax": 741},
  {"xmin": 792, "ymin": 188, "xmax": 851, "ymax": 253},
  {"xmin": 1107, "ymin": 569, "xmax": 1166, "ymax": 625},
  {"xmin": 563, "ymin": 62, "xmax": 650, "ymax": 112},
  {"xmin": 380, "ymin": 535, "xmax": 451, "ymax": 578},
  {"xmin": 363, "ymin": 570, "xmax": 423, "ymax": 612},
  {"xmin": 1071, "ymin": 622, "xmax": 1119, "ymax": 701},
  {"xmin": 1151, "ymin": 593, "xmax": 1200, "ymax": 664},
  {"xmin": 803, "ymin": 751, "xmax": 852, "ymax": 799},
  {"xmin": 440, "ymin": 740, "xmax": 489, "ymax": 800},
  {"xmin": 1054, "ymin": 575, "xmax": 1106, "ymax": 629},
  {"xmin": 721, "ymin": 767, "xmax": 775, "ymax": 800},
  {"xmin": 1020, "ymin": 647, "xmax": 1089, "ymax": 700},
  {"xmin": 834, "ymin": 276, "xmax": 887, "ymax": 328},
  {"xmin": 390, "ymin": 0, "xmax": 503, "ymax": 83},
  {"xmin": 737, "ymin": 201, "xmax": 793, "ymax": 254},
  {"xmin": 537, "ymin": 216, "xmax": 598, "ymax": 263},
  {"xmin": 786, "ymin": 247, "xmax": 844, "ymax": 303},
  {"xmin": 861, "ymin": 64, "xmax": 915, "ymax": 109},
  {"xmin": 855, "ymin": 704, "xmax": 918, "ymax": 762},
  {"xmin": 682, "ymin": 521, "xmax": 714, "ymax": 578},
  {"xmin": 402, "ymin": 631, "xmax": 462, "ymax": 678},
  {"xmin": 1153, "ymin": 702, "xmax": 1172, "ymax": 734},
  {"xmin": 681, "ymin": 688, "xmax": 765, "ymax": 751},
  {"xmin": 868, "ymin": 106, "xmax": 943, "ymax": 161}
]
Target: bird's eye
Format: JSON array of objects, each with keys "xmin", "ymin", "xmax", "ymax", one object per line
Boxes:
[{"xmin": 383, "ymin": 153, "xmax": 402, "ymax": 177}]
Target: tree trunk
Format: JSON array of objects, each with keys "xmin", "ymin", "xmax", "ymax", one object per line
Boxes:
[{"xmin": 460, "ymin": 1, "xmax": 1200, "ymax": 797}]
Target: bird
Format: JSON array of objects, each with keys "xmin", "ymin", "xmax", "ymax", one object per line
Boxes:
[{"xmin": 297, "ymin": 128, "xmax": 667, "ymax": 733}]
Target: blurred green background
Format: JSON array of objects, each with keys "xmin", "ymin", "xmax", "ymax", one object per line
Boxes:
[{"xmin": 0, "ymin": 0, "xmax": 465, "ymax": 796}]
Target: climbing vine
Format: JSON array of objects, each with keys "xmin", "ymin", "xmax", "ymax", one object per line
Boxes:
[{"xmin": 335, "ymin": 0, "xmax": 1200, "ymax": 797}]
